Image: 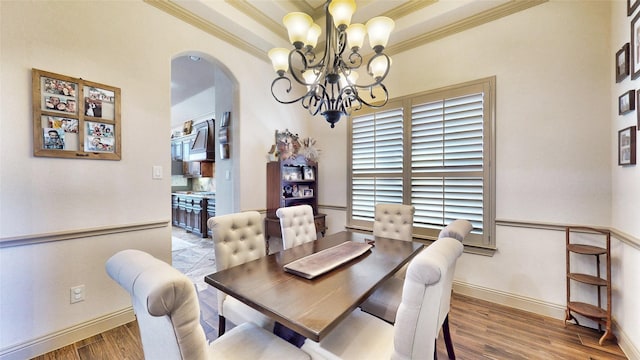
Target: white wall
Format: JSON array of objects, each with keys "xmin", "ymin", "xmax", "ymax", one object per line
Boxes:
[{"xmin": 0, "ymin": 1, "xmax": 303, "ymax": 358}]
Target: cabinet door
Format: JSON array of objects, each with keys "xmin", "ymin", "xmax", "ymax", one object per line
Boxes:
[
  {"xmin": 171, "ymin": 195, "xmax": 180, "ymax": 226},
  {"xmin": 191, "ymin": 198, "xmax": 204, "ymax": 236},
  {"xmin": 189, "ymin": 119, "xmax": 215, "ymax": 161},
  {"xmin": 171, "ymin": 139, "xmax": 183, "ymax": 160},
  {"xmin": 182, "ymin": 138, "xmax": 192, "ymax": 161}
]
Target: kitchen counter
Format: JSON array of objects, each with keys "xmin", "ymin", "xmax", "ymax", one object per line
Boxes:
[{"xmin": 172, "ymin": 191, "xmax": 216, "ymax": 199}]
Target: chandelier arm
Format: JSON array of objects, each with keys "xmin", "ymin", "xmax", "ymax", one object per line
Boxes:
[
  {"xmin": 357, "ymin": 83, "xmax": 390, "ymax": 108},
  {"xmin": 288, "ymin": 49, "xmax": 312, "ymax": 86},
  {"xmin": 270, "ymin": 76, "xmax": 312, "ymax": 105},
  {"xmin": 351, "ymin": 53, "xmax": 392, "ymax": 88}
]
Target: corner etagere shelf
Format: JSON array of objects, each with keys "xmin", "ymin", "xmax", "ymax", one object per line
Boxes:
[{"xmin": 564, "ymin": 226, "xmax": 615, "ymax": 345}]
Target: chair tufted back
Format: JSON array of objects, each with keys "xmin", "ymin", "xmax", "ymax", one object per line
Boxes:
[
  {"xmin": 392, "ymin": 237, "xmax": 463, "ymax": 360},
  {"xmin": 106, "ymin": 249, "xmax": 209, "ymax": 360},
  {"xmin": 276, "ymin": 204, "xmax": 317, "ymax": 249},
  {"xmin": 438, "ymin": 219, "xmax": 473, "ymax": 242},
  {"xmin": 208, "ymin": 211, "xmax": 266, "ymax": 311},
  {"xmin": 373, "ymin": 204, "xmax": 415, "ymax": 242}
]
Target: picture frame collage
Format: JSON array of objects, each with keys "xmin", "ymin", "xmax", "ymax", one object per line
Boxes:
[
  {"xmin": 32, "ymin": 69, "xmax": 121, "ymax": 160},
  {"xmin": 616, "ymin": 1, "xmax": 640, "ymax": 165}
]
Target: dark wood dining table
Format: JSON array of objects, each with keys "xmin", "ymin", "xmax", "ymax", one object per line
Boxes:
[{"xmin": 204, "ymin": 230, "xmax": 424, "ymax": 342}]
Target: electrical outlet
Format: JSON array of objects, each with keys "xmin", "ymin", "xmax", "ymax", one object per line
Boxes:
[{"xmin": 70, "ymin": 285, "xmax": 85, "ymax": 304}]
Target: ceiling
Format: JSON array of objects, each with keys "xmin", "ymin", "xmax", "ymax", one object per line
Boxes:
[{"xmin": 164, "ymin": 0, "xmax": 545, "ymax": 122}]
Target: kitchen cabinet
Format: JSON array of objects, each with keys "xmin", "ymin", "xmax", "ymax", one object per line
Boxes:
[
  {"xmin": 171, "ymin": 138, "xmax": 183, "ymax": 160},
  {"xmin": 189, "ymin": 119, "xmax": 215, "ymax": 161},
  {"xmin": 206, "ymin": 193, "xmax": 216, "ymax": 237},
  {"xmin": 183, "ymin": 161, "xmax": 214, "ymax": 178},
  {"xmin": 172, "ymin": 193, "xmax": 215, "ymax": 238}
]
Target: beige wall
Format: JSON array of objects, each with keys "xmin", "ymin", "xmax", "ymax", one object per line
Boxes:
[
  {"xmin": 0, "ymin": 1, "xmax": 305, "ymax": 358},
  {"xmin": 1, "ymin": 0, "xmax": 638, "ymax": 359},
  {"xmin": 311, "ymin": 1, "xmax": 639, "ymax": 357}
]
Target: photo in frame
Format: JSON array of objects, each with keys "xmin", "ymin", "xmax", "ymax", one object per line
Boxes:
[
  {"xmin": 631, "ymin": 13, "xmax": 640, "ymax": 79},
  {"xmin": 630, "ymin": 0, "xmax": 640, "ymax": 16},
  {"xmin": 619, "ymin": 90, "xmax": 636, "ymax": 115},
  {"xmin": 303, "ymin": 188, "xmax": 313, "ymax": 197},
  {"xmin": 85, "ymin": 121, "xmax": 116, "ymax": 153},
  {"xmin": 618, "ymin": 126, "xmax": 637, "ymax": 165},
  {"xmin": 41, "ymin": 116, "xmax": 79, "ymax": 151},
  {"xmin": 616, "ymin": 43, "xmax": 630, "ymax": 83},
  {"xmin": 303, "ymin": 166, "xmax": 315, "ymax": 180},
  {"xmin": 33, "ymin": 69, "xmax": 121, "ymax": 160},
  {"xmin": 84, "ymin": 86, "xmax": 115, "ymax": 120},
  {"xmin": 183, "ymin": 120, "xmax": 193, "ymax": 135},
  {"xmin": 219, "ymin": 111, "xmax": 231, "ymax": 159}
]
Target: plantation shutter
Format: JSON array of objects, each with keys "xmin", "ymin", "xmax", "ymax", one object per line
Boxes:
[
  {"xmin": 351, "ymin": 107, "xmax": 403, "ymax": 222},
  {"xmin": 410, "ymin": 93, "xmax": 484, "ymax": 234}
]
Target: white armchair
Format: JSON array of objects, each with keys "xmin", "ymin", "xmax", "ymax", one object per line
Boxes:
[
  {"xmin": 276, "ymin": 204, "xmax": 317, "ymax": 250},
  {"xmin": 105, "ymin": 249, "xmax": 309, "ymax": 360},
  {"xmin": 301, "ymin": 237, "xmax": 464, "ymax": 360},
  {"xmin": 207, "ymin": 211, "xmax": 274, "ymax": 336}
]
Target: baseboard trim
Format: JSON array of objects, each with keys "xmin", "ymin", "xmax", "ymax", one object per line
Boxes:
[
  {"xmin": 453, "ymin": 281, "xmax": 638, "ymax": 360},
  {"xmin": 616, "ymin": 321, "xmax": 640, "ymax": 360},
  {"xmin": 453, "ymin": 280, "xmax": 567, "ymax": 320},
  {"xmin": 0, "ymin": 308, "xmax": 135, "ymax": 360}
]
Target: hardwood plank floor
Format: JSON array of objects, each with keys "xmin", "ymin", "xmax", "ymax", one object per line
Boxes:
[{"xmin": 35, "ymin": 293, "xmax": 627, "ymax": 359}]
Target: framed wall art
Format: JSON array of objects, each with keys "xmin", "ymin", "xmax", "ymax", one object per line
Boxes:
[
  {"xmin": 33, "ymin": 69, "xmax": 121, "ymax": 160},
  {"xmin": 630, "ymin": 0, "xmax": 640, "ymax": 16},
  {"xmin": 631, "ymin": 13, "xmax": 640, "ymax": 79},
  {"xmin": 616, "ymin": 43, "xmax": 630, "ymax": 83},
  {"xmin": 618, "ymin": 126, "xmax": 637, "ymax": 166},
  {"xmin": 619, "ymin": 90, "xmax": 635, "ymax": 115}
]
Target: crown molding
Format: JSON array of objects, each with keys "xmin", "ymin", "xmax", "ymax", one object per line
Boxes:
[
  {"xmin": 144, "ymin": 0, "xmax": 267, "ymax": 60},
  {"xmin": 383, "ymin": 0, "xmax": 438, "ymax": 20},
  {"xmin": 146, "ymin": 0, "xmax": 547, "ymax": 63},
  {"xmin": 386, "ymin": 0, "xmax": 547, "ymax": 57},
  {"xmin": 225, "ymin": 0, "xmax": 288, "ymax": 40}
]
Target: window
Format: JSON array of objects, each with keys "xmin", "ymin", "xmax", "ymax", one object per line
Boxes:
[{"xmin": 348, "ymin": 77, "xmax": 495, "ymax": 250}]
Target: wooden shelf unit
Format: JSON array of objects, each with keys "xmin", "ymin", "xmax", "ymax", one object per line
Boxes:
[
  {"xmin": 265, "ymin": 157, "xmax": 326, "ymax": 250},
  {"xmin": 564, "ymin": 226, "xmax": 614, "ymax": 345}
]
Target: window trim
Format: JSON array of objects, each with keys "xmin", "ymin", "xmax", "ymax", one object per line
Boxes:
[{"xmin": 347, "ymin": 76, "xmax": 496, "ymax": 251}]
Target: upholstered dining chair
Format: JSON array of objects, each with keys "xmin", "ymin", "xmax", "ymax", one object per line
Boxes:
[
  {"xmin": 207, "ymin": 211, "xmax": 274, "ymax": 336},
  {"xmin": 372, "ymin": 203, "xmax": 415, "ymax": 242},
  {"xmin": 361, "ymin": 219, "xmax": 472, "ymax": 360},
  {"xmin": 301, "ymin": 236, "xmax": 464, "ymax": 360},
  {"xmin": 359, "ymin": 203, "xmax": 415, "ymax": 318},
  {"xmin": 276, "ymin": 204, "xmax": 317, "ymax": 250},
  {"xmin": 105, "ymin": 249, "xmax": 310, "ymax": 360}
]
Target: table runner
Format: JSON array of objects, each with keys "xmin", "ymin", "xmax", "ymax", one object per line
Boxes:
[{"xmin": 284, "ymin": 241, "xmax": 373, "ymax": 279}]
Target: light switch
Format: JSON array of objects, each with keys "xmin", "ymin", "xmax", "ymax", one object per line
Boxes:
[{"xmin": 152, "ymin": 165, "xmax": 163, "ymax": 179}]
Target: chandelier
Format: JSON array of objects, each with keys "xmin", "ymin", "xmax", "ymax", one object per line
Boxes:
[{"xmin": 268, "ymin": 0, "xmax": 394, "ymax": 128}]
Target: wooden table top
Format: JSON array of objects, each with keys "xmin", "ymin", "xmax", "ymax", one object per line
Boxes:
[{"xmin": 204, "ymin": 230, "xmax": 423, "ymax": 342}]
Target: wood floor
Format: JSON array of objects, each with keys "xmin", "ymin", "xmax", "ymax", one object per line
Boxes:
[{"xmin": 34, "ymin": 293, "xmax": 627, "ymax": 360}]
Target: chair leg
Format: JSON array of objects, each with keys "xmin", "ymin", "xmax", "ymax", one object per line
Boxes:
[
  {"xmin": 442, "ymin": 314, "xmax": 455, "ymax": 360},
  {"xmin": 218, "ymin": 315, "xmax": 226, "ymax": 337},
  {"xmin": 434, "ymin": 340, "xmax": 438, "ymax": 360}
]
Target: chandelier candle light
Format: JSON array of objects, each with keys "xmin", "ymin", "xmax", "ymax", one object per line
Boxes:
[{"xmin": 268, "ymin": 0, "xmax": 394, "ymax": 128}]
